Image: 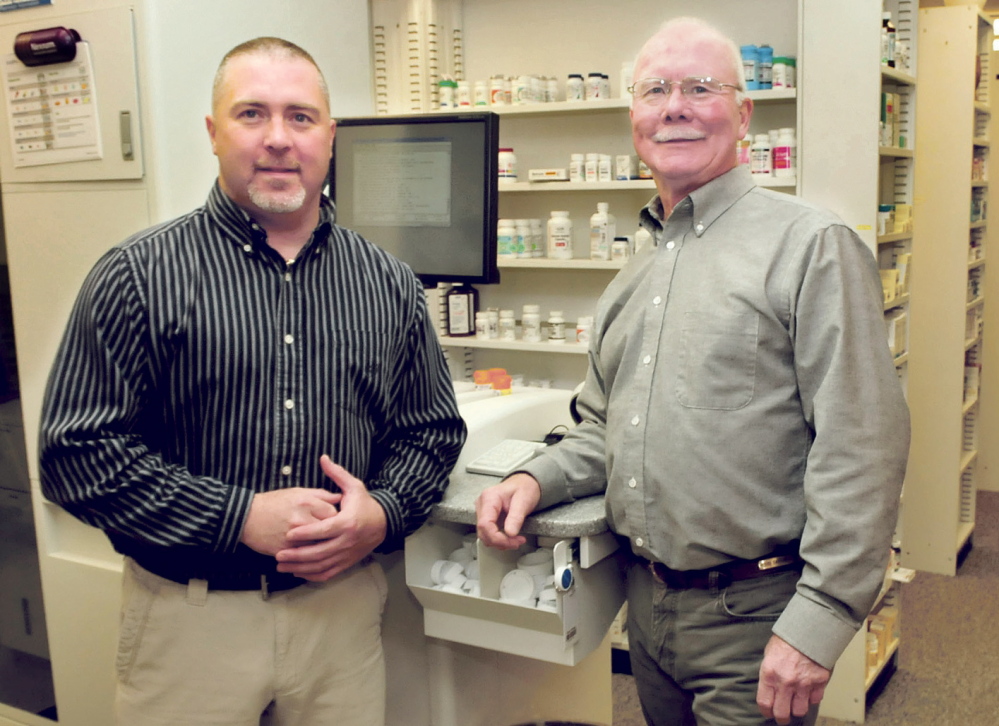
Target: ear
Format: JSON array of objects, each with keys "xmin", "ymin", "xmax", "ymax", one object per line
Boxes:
[
  {"xmin": 205, "ymin": 115, "xmax": 218, "ymax": 155},
  {"xmin": 737, "ymin": 97, "xmax": 754, "ymax": 139}
]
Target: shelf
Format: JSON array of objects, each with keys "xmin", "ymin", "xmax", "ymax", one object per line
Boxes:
[
  {"xmin": 969, "ymin": 257, "xmax": 986, "ymax": 271},
  {"xmin": 972, "ymin": 180, "xmax": 989, "ymax": 188},
  {"xmin": 975, "ymin": 101, "xmax": 991, "ymax": 115},
  {"xmin": 439, "ymin": 336, "xmax": 589, "ymax": 355},
  {"xmin": 970, "ymin": 219, "xmax": 987, "ymax": 229},
  {"xmin": 884, "ymin": 292, "xmax": 909, "ymax": 311},
  {"xmin": 965, "ymin": 334, "xmax": 982, "ymax": 351},
  {"xmin": 877, "ymin": 231, "xmax": 913, "ymax": 245},
  {"xmin": 967, "ymin": 295, "xmax": 986, "ymax": 311},
  {"xmin": 865, "ymin": 638, "xmax": 900, "ymax": 690},
  {"xmin": 973, "ymin": 137, "xmax": 990, "ymax": 147},
  {"xmin": 881, "ymin": 66, "xmax": 917, "ymax": 85},
  {"xmin": 963, "ymin": 393, "xmax": 980, "ymax": 415},
  {"xmin": 499, "ymin": 258, "xmax": 626, "ymax": 270},
  {"xmin": 957, "ymin": 521, "xmax": 975, "ymax": 552},
  {"xmin": 485, "ymin": 88, "xmax": 797, "ymax": 118},
  {"xmin": 959, "ymin": 449, "xmax": 978, "ymax": 473},
  {"xmin": 894, "ymin": 352, "xmax": 908, "ymax": 368},
  {"xmin": 879, "ymin": 146, "xmax": 915, "ymax": 158},
  {"xmin": 500, "ymin": 180, "xmax": 655, "ymax": 192}
]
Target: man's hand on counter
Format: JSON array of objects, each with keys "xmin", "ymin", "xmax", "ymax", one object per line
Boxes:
[{"xmin": 475, "ymin": 472, "xmax": 542, "ymax": 549}]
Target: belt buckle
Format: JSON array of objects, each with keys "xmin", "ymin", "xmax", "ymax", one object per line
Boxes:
[{"xmin": 757, "ymin": 555, "xmax": 795, "ymax": 571}]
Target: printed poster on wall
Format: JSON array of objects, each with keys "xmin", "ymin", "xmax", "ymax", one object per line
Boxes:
[{"xmin": 1, "ymin": 40, "xmax": 103, "ymax": 167}]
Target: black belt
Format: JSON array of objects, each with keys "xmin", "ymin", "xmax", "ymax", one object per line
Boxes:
[
  {"xmin": 642, "ymin": 552, "xmax": 804, "ymax": 590},
  {"xmin": 136, "ymin": 559, "xmax": 304, "ymax": 594}
]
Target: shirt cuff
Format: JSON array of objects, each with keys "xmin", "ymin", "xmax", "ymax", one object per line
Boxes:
[
  {"xmin": 518, "ymin": 454, "xmax": 573, "ymax": 511},
  {"xmin": 772, "ymin": 592, "xmax": 859, "ymax": 669},
  {"xmin": 216, "ymin": 484, "xmax": 255, "ymax": 554},
  {"xmin": 368, "ymin": 487, "xmax": 405, "ymax": 553}
]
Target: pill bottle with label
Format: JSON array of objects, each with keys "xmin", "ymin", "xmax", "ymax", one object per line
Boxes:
[
  {"xmin": 741, "ymin": 45, "xmax": 760, "ymax": 90},
  {"xmin": 566, "ymin": 73, "xmax": 584, "ymax": 101},
  {"xmin": 773, "ymin": 128, "xmax": 796, "ymax": 178},
  {"xmin": 547, "ymin": 211, "xmax": 573, "ymax": 259},
  {"xmin": 598, "ymin": 154, "xmax": 613, "ymax": 182},
  {"xmin": 447, "ymin": 284, "xmax": 478, "ymax": 336},
  {"xmin": 757, "ymin": 45, "xmax": 773, "ymax": 89},
  {"xmin": 619, "ymin": 61, "xmax": 633, "ymax": 99},
  {"xmin": 515, "ymin": 219, "xmax": 531, "ymax": 258},
  {"xmin": 545, "ymin": 76, "xmax": 558, "ymax": 102},
  {"xmin": 750, "ymin": 134, "xmax": 772, "ymax": 176},
  {"xmin": 611, "ymin": 236, "xmax": 631, "ymax": 261},
  {"xmin": 547, "ymin": 311, "xmax": 566, "ymax": 343},
  {"xmin": 475, "ymin": 311, "xmax": 489, "ymax": 340},
  {"xmin": 569, "ymin": 153, "xmax": 585, "ymax": 182},
  {"xmin": 585, "ymin": 72, "xmax": 602, "ymax": 100},
  {"xmin": 772, "ymin": 57, "xmax": 795, "ymax": 88},
  {"xmin": 498, "ymin": 148, "xmax": 517, "ymax": 180},
  {"xmin": 486, "ymin": 308, "xmax": 500, "ymax": 339},
  {"xmin": 514, "ymin": 74, "xmax": 532, "ymax": 104},
  {"xmin": 497, "ymin": 219, "xmax": 517, "ymax": 259},
  {"xmin": 530, "ymin": 218, "xmax": 544, "ymax": 257},
  {"xmin": 499, "ymin": 309, "xmax": 516, "ymax": 340},
  {"xmin": 584, "ymin": 153, "xmax": 599, "ymax": 182},
  {"xmin": 473, "ymin": 80, "xmax": 489, "ymax": 105},
  {"xmin": 590, "ymin": 202, "xmax": 616, "ymax": 260},
  {"xmin": 576, "ymin": 315, "xmax": 594, "ymax": 344},
  {"xmin": 490, "ymin": 75, "xmax": 507, "ymax": 105},
  {"xmin": 456, "ymin": 80, "xmax": 471, "ymax": 107},
  {"xmin": 522, "ymin": 305, "xmax": 542, "ymax": 342},
  {"xmin": 438, "ymin": 78, "xmax": 457, "ymax": 108}
]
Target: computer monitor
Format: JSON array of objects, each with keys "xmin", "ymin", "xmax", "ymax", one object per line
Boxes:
[{"xmin": 330, "ymin": 112, "xmax": 500, "ymax": 287}]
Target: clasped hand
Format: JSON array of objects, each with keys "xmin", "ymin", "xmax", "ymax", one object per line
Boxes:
[{"xmin": 240, "ymin": 455, "xmax": 387, "ymax": 581}]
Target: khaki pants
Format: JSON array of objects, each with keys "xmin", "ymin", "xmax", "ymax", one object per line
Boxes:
[{"xmin": 115, "ymin": 557, "xmax": 388, "ymax": 726}]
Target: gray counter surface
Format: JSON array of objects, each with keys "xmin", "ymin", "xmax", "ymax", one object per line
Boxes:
[{"xmin": 433, "ymin": 469, "xmax": 610, "ymax": 538}]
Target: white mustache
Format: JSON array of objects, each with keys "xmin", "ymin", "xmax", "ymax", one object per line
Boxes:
[{"xmin": 652, "ymin": 129, "xmax": 706, "ymax": 142}]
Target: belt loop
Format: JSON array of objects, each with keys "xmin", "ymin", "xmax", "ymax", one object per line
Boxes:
[
  {"xmin": 260, "ymin": 575, "xmax": 270, "ymax": 601},
  {"xmin": 186, "ymin": 578, "xmax": 208, "ymax": 606}
]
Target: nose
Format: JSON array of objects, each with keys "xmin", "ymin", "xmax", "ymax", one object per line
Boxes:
[
  {"xmin": 660, "ymin": 86, "xmax": 691, "ymax": 121},
  {"xmin": 264, "ymin": 117, "xmax": 292, "ymax": 151}
]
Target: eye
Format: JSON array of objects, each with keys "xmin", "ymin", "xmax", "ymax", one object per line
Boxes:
[
  {"xmin": 293, "ymin": 112, "xmax": 313, "ymax": 123},
  {"xmin": 240, "ymin": 108, "xmax": 260, "ymax": 119},
  {"xmin": 644, "ymin": 83, "xmax": 667, "ymax": 97},
  {"xmin": 688, "ymin": 83, "xmax": 711, "ymax": 95}
]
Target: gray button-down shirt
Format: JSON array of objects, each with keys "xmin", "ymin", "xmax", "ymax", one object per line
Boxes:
[{"xmin": 522, "ymin": 165, "xmax": 909, "ymax": 667}]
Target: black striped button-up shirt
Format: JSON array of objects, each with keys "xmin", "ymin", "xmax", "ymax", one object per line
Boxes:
[{"xmin": 39, "ymin": 183, "xmax": 466, "ymax": 579}]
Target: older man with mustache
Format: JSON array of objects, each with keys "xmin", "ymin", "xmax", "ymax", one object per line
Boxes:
[{"xmin": 476, "ymin": 17, "xmax": 909, "ymax": 726}]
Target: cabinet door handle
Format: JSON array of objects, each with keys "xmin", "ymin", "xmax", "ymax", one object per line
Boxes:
[{"xmin": 119, "ymin": 110, "xmax": 134, "ymax": 160}]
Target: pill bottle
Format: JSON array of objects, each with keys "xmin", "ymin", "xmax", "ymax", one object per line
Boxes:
[
  {"xmin": 499, "ymin": 309, "xmax": 516, "ymax": 340},
  {"xmin": 438, "ymin": 78, "xmax": 457, "ymax": 108},
  {"xmin": 498, "ymin": 147, "xmax": 517, "ymax": 180},
  {"xmin": 547, "ymin": 311, "xmax": 566, "ymax": 343},
  {"xmin": 530, "ymin": 218, "xmax": 545, "ymax": 257},
  {"xmin": 486, "ymin": 308, "xmax": 500, "ymax": 339},
  {"xmin": 489, "ymin": 75, "xmax": 506, "ymax": 105},
  {"xmin": 584, "ymin": 153, "xmax": 599, "ymax": 182},
  {"xmin": 757, "ymin": 45, "xmax": 773, "ymax": 89},
  {"xmin": 447, "ymin": 284, "xmax": 478, "ymax": 336},
  {"xmin": 522, "ymin": 305, "xmax": 542, "ymax": 342},
  {"xmin": 599, "ymin": 74, "xmax": 611, "ymax": 99},
  {"xmin": 515, "ymin": 219, "xmax": 531, "ymax": 258},
  {"xmin": 547, "ymin": 211, "xmax": 573, "ymax": 259},
  {"xmin": 475, "ymin": 311, "xmax": 489, "ymax": 339},
  {"xmin": 497, "ymin": 219, "xmax": 517, "ymax": 259},
  {"xmin": 877, "ymin": 204, "xmax": 893, "ymax": 236},
  {"xmin": 585, "ymin": 72, "xmax": 602, "ymax": 100},
  {"xmin": 589, "ymin": 202, "xmax": 616, "ymax": 260},
  {"xmin": 741, "ymin": 45, "xmax": 760, "ymax": 90},
  {"xmin": 566, "ymin": 73, "xmax": 584, "ymax": 101},
  {"xmin": 514, "ymin": 74, "xmax": 532, "ymax": 104},
  {"xmin": 545, "ymin": 76, "xmax": 558, "ymax": 102},
  {"xmin": 569, "ymin": 153, "xmax": 585, "ymax": 182},
  {"xmin": 611, "ymin": 236, "xmax": 631, "ymax": 261},
  {"xmin": 772, "ymin": 57, "xmax": 795, "ymax": 88},
  {"xmin": 576, "ymin": 315, "xmax": 594, "ymax": 344},
  {"xmin": 597, "ymin": 154, "xmax": 613, "ymax": 182},
  {"xmin": 619, "ymin": 61, "xmax": 633, "ymax": 99},
  {"xmin": 473, "ymin": 80, "xmax": 489, "ymax": 106},
  {"xmin": 773, "ymin": 128, "xmax": 796, "ymax": 178},
  {"xmin": 750, "ymin": 134, "xmax": 772, "ymax": 176}
]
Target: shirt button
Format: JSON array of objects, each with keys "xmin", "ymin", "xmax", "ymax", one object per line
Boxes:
[
  {"xmin": 285, "ymin": 273, "xmax": 292, "ymax": 282},
  {"xmin": 695, "ymin": 223, "xmax": 704, "ymax": 233},
  {"xmin": 631, "ymin": 415, "xmax": 640, "ymax": 426},
  {"xmin": 666, "ymin": 241, "xmax": 675, "ymax": 250},
  {"xmin": 635, "ymin": 537, "xmax": 644, "ymax": 548},
  {"xmin": 628, "ymin": 478, "xmax": 637, "ymax": 488},
  {"xmin": 643, "ymin": 355, "xmax": 652, "ymax": 365},
  {"xmin": 251, "ymin": 223, "xmax": 260, "ymax": 231},
  {"xmin": 652, "ymin": 296, "xmax": 662, "ymax": 306},
  {"xmin": 281, "ymin": 465, "xmax": 292, "ymax": 476},
  {"xmin": 284, "ymin": 399, "xmax": 295, "ymax": 410},
  {"xmin": 284, "ymin": 334, "xmax": 294, "ymax": 344}
]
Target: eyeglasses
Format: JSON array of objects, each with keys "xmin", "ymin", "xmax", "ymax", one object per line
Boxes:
[{"xmin": 628, "ymin": 77, "xmax": 741, "ymax": 105}]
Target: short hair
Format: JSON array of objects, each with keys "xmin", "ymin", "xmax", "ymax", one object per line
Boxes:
[
  {"xmin": 635, "ymin": 17, "xmax": 747, "ymax": 104},
  {"xmin": 211, "ymin": 37, "xmax": 330, "ymax": 112}
]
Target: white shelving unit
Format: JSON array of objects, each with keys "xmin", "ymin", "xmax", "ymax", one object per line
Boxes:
[{"xmin": 905, "ymin": 4, "xmax": 991, "ymax": 577}]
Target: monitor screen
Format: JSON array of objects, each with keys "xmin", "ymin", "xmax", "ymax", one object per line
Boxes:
[{"xmin": 330, "ymin": 112, "xmax": 500, "ymax": 287}]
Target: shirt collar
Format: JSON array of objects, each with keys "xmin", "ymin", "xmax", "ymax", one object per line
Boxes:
[
  {"xmin": 205, "ymin": 180, "xmax": 335, "ymax": 252},
  {"xmin": 639, "ymin": 166, "xmax": 756, "ymax": 244}
]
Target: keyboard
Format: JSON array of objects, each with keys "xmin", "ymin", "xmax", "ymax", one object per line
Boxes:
[{"xmin": 465, "ymin": 439, "xmax": 547, "ymax": 477}]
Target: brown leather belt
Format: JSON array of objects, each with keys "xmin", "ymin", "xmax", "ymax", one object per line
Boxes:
[{"xmin": 643, "ymin": 552, "xmax": 804, "ymax": 590}]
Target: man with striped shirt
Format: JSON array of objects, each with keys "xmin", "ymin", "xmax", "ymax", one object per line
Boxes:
[{"xmin": 38, "ymin": 37, "xmax": 465, "ymax": 726}]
